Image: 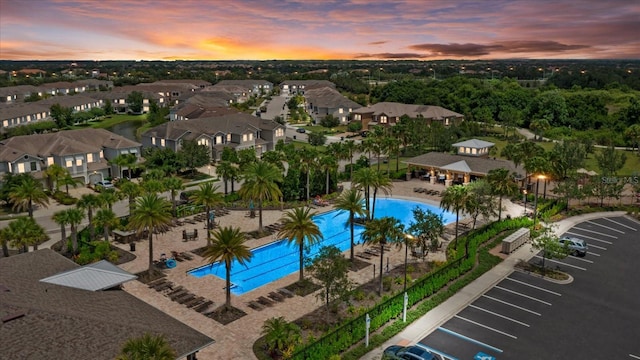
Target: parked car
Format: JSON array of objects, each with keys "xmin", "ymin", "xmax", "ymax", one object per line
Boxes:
[
  {"xmin": 382, "ymin": 345, "xmax": 440, "ymax": 360},
  {"xmin": 94, "ymin": 181, "xmax": 114, "ymax": 191},
  {"xmin": 296, "ymin": 127, "xmax": 306, "ymax": 133},
  {"xmin": 558, "ymin": 236, "xmax": 588, "ymax": 257}
]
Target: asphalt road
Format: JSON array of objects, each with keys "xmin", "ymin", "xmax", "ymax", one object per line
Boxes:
[{"xmin": 416, "ymin": 215, "xmax": 640, "ymax": 360}]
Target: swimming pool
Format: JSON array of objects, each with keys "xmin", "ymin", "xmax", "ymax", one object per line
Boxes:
[{"xmin": 188, "ymin": 198, "xmax": 456, "ymax": 295}]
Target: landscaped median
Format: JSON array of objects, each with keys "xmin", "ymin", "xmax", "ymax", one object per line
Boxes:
[{"xmin": 260, "ymin": 217, "xmax": 533, "ymax": 360}]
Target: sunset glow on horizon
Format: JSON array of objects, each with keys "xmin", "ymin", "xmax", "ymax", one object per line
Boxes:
[{"xmin": 1, "ymin": 0, "xmax": 639, "ymax": 61}]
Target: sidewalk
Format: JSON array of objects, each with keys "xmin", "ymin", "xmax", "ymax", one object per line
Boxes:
[{"xmin": 360, "ymin": 210, "xmax": 627, "ymax": 360}]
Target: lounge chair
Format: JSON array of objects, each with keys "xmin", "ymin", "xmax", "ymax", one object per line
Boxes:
[
  {"xmin": 169, "ymin": 290, "xmax": 190, "ymax": 301},
  {"xmin": 357, "ymin": 252, "xmax": 372, "ymax": 260},
  {"xmin": 268, "ymin": 291, "xmax": 285, "ymax": 302},
  {"xmin": 194, "ymin": 300, "xmax": 214, "ymax": 313},
  {"xmin": 184, "ymin": 296, "xmax": 205, "ymax": 308},
  {"xmin": 176, "ymin": 293, "xmax": 196, "ymax": 304},
  {"xmin": 257, "ymin": 296, "xmax": 275, "ymax": 307},
  {"xmin": 247, "ymin": 301, "xmax": 264, "ymax": 311},
  {"xmin": 277, "ymin": 288, "xmax": 295, "ymax": 298}
]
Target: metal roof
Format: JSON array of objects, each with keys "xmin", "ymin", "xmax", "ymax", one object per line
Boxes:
[
  {"xmin": 440, "ymin": 160, "xmax": 473, "ymax": 173},
  {"xmin": 452, "ymin": 139, "xmax": 494, "ymax": 148},
  {"xmin": 39, "ymin": 260, "xmax": 137, "ymax": 291}
]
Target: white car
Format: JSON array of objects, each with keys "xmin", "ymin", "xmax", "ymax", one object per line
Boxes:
[
  {"xmin": 95, "ymin": 181, "xmax": 114, "ymax": 191},
  {"xmin": 558, "ymin": 236, "xmax": 588, "ymax": 257}
]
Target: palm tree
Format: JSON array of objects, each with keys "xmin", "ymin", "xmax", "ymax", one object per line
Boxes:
[
  {"xmin": 202, "ymin": 226, "xmax": 253, "ymax": 310},
  {"xmin": 119, "ymin": 180, "xmax": 142, "ymax": 215},
  {"xmin": 277, "ymin": 207, "xmax": 323, "ymax": 282},
  {"xmin": 97, "ymin": 188, "xmax": 121, "ymax": 210},
  {"xmin": 238, "ymin": 160, "xmax": 283, "ymax": 233},
  {"xmin": 45, "ymin": 164, "xmax": 66, "ymax": 192},
  {"xmin": 9, "ymin": 176, "xmax": 49, "ymax": 218},
  {"xmin": 361, "ymin": 216, "xmax": 405, "ymax": 295},
  {"xmin": 216, "ymin": 160, "xmax": 236, "ymax": 195},
  {"xmin": 342, "ymin": 140, "xmax": 358, "ymax": 181},
  {"xmin": 128, "ymin": 194, "xmax": 172, "ymax": 271},
  {"xmin": 0, "ymin": 216, "xmax": 48, "ymax": 253},
  {"xmin": 333, "ymin": 188, "xmax": 366, "ymax": 263},
  {"xmin": 190, "ymin": 182, "xmax": 224, "ymax": 244},
  {"xmin": 116, "ymin": 333, "xmax": 176, "ymax": 360},
  {"xmin": 318, "ymin": 153, "xmax": 338, "ymax": 195},
  {"xmin": 52, "ymin": 210, "xmax": 71, "ymax": 252},
  {"xmin": 530, "ymin": 118, "xmax": 551, "ymax": 141},
  {"xmin": 77, "ymin": 193, "xmax": 101, "ymax": 241},
  {"xmin": 261, "ymin": 317, "xmax": 302, "ymax": 357},
  {"xmin": 110, "ymin": 153, "xmax": 138, "ymax": 180},
  {"xmin": 163, "ymin": 176, "xmax": 184, "ymax": 217},
  {"xmin": 439, "ymin": 184, "xmax": 470, "ymax": 250},
  {"xmin": 94, "ymin": 208, "xmax": 119, "ymax": 243},
  {"xmin": 352, "ymin": 167, "xmax": 376, "ymax": 219},
  {"xmin": 58, "ymin": 172, "xmax": 82, "ymax": 195},
  {"xmin": 487, "ymin": 168, "xmax": 519, "ymax": 221},
  {"xmin": 298, "ymin": 147, "xmax": 318, "ymax": 202},
  {"xmin": 67, "ymin": 208, "xmax": 84, "ymax": 255},
  {"xmin": 370, "ymin": 170, "xmax": 392, "ymax": 219}
]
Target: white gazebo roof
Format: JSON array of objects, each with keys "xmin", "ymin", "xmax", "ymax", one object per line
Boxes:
[
  {"xmin": 40, "ymin": 260, "xmax": 137, "ymax": 291},
  {"xmin": 452, "ymin": 139, "xmax": 494, "ymax": 148}
]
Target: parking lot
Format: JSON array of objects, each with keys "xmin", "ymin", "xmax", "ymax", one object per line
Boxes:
[{"xmin": 416, "ymin": 215, "xmax": 640, "ymax": 360}]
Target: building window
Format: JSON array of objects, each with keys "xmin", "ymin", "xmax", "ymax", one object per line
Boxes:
[
  {"xmin": 445, "ymin": 118, "xmax": 450, "ymax": 126},
  {"xmin": 380, "ymin": 115, "xmax": 388, "ymax": 124},
  {"xmin": 354, "ymin": 114, "xmax": 361, "ymax": 121},
  {"xmin": 216, "ymin": 135, "xmax": 222, "ymax": 144},
  {"xmin": 242, "ymin": 134, "xmax": 248, "ymax": 142},
  {"xmin": 338, "ymin": 108, "xmax": 344, "ymax": 114},
  {"xmin": 30, "ymin": 162, "xmax": 37, "ymax": 171},
  {"xmin": 275, "ymin": 128, "xmax": 284, "ymax": 137},
  {"xmin": 87, "ymin": 153, "xmax": 93, "ymax": 162},
  {"xmin": 47, "ymin": 157, "xmax": 54, "ymax": 165},
  {"xmin": 76, "ymin": 158, "xmax": 82, "ymax": 166},
  {"xmin": 249, "ymin": 133, "xmax": 254, "ymax": 141},
  {"xmin": 151, "ymin": 137, "xmax": 156, "ymax": 145},
  {"xmin": 227, "ymin": 134, "xmax": 231, "ymax": 142},
  {"xmin": 17, "ymin": 163, "xmax": 25, "ymax": 173},
  {"xmin": 65, "ymin": 159, "xmax": 73, "ymax": 167},
  {"xmin": 472, "ymin": 148, "xmax": 477, "ymax": 155},
  {"xmin": 160, "ymin": 139, "xmax": 165, "ymax": 146}
]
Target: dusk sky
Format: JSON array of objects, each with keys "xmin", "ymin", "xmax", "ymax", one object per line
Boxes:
[{"xmin": 1, "ymin": 0, "xmax": 639, "ymax": 61}]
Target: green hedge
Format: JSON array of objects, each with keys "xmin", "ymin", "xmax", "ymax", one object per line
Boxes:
[{"xmin": 290, "ymin": 217, "xmax": 533, "ymax": 360}]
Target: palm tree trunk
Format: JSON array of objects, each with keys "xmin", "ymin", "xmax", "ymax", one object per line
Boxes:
[
  {"xmin": 223, "ymin": 178, "xmax": 228, "ymax": 195},
  {"xmin": 60, "ymin": 226, "xmax": 67, "ymax": 252},
  {"xmin": 378, "ymin": 245, "xmax": 385, "ymax": 295},
  {"xmin": 71, "ymin": 226, "xmax": 78, "ymax": 255},
  {"xmin": 148, "ymin": 230, "xmax": 154, "ymax": 271},
  {"xmin": 498, "ymin": 196, "xmax": 503, "ymax": 221},
  {"xmin": 2, "ymin": 242, "xmax": 9, "ymax": 257},
  {"xmin": 454, "ymin": 210, "xmax": 459, "ymax": 249},
  {"xmin": 306, "ymin": 171, "xmax": 310, "ymax": 201},
  {"xmin": 28, "ymin": 199, "xmax": 33, "ymax": 218},
  {"xmin": 371, "ymin": 189, "xmax": 378, "ymax": 220},
  {"xmin": 104, "ymin": 226, "xmax": 110, "ymax": 243},
  {"xmin": 258, "ymin": 200, "xmax": 264, "ymax": 232},
  {"xmin": 349, "ymin": 214, "xmax": 355, "ymax": 262},
  {"xmin": 88, "ymin": 210, "xmax": 95, "ymax": 241},
  {"xmin": 299, "ymin": 243, "xmax": 304, "ymax": 282},
  {"xmin": 206, "ymin": 206, "xmax": 211, "ymax": 244},
  {"xmin": 225, "ymin": 262, "xmax": 232, "ymax": 309},
  {"xmin": 325, "ymin": 170, "xmax": 330, "ymax": 195}
]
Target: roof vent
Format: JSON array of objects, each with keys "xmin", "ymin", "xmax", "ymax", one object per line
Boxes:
[{"xmin": 2, "ymin": 313, "xmax": 26, "ymax": 323}]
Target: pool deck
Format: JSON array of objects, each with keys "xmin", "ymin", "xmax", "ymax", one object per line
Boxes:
[{"xmin": 116, "ymin": 179, "xmax": 524, "ymax": 359}]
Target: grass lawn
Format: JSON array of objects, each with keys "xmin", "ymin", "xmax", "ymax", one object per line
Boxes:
[{"xmin": 89, "ymin": 114, "xmax": 147, "ymax": 129}]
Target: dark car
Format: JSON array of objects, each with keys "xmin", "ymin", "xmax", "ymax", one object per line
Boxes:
[
  {"xmin": 382, "ymin": 345, "xmax": 439, "ymax": 360},
  {"xmin": 296, "ymin": 127, "xmax": 306, "ymax": 133}
]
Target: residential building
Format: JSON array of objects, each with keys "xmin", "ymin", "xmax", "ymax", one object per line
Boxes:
[
  {"xmin": 303, "ymin": 86, "xmax": 360, "ymax": 124},
  {"xmin": 351, "ymin": 102, "xmax": 464, "ymax": 130},
  {"xmin": 0, "ymin": 128, "xmax": 141, "ymax": 185},
  {"xmin": 213, "ymin": 80, "xmax": 273, "ymax": 97},
  {"xmin": 141, "ymin": 113, "xmax": 285, "ymax": 161},
  {"xmin": 280, "ymin": 80, "xmax": 335, "ymax": 95}
]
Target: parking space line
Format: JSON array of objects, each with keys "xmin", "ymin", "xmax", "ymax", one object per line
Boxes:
[
  {"xmin": 587, "ymin": 251, "xmax": 601, "ymax": 256},
  {"xmin": 587, "ymin": 243, "xmax": 608, "ymax": 250},
  {"xmin": 533, "ymin": 255, "xmax": 587, "ymax": 271},
  {"xmin": 437, "ymin": 327, "xmax": 503, "ymax": 353},
  {"xmin": 415, "ymin": 343, "xmax": 459, "ymax": 360},
  {"xmin": 571, "ymin": 226, "xmax": 618, "ymax": 239},
  {"xmin": 586, "ymin": 220, "xmax": 625, "ymax": 234},
  {"xmin": 624, "ymin": 215, "xmax": 640, "ymax": 226},
  {"xmin": 482, "ymin": 295, "xmax": 541, "ymax": 315},
  {"xmin": 604, "ymin": 217, "xmax": 638, "ymax": 231},
  {"xmin": 629, "ymin": 354, "xmax": 640, "ymax": 359},
  {"xmin": 565, "ymin": 231, "xmax": 612, "ymax": 245},
  {"xmin": 568, "ymin": 256, "xmax": 594, "ymax": 263},
  {"xmin": 495, "ymin": 285, "xmax": 553, "ymax": 305},
  {"xmin": 506, "ymin": 277, "xmax": 562, "ymax": 296},
  {"xmin": 454, "ymin": 315, "xmax": 518, "ymax": 339},
  {"xmin": 469, "ymin": 304, "xmax": 530, "ymax": 327}
]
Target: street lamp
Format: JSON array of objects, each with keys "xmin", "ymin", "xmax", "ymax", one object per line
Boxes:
[
  {"xmin": 523, "ymin": 189, "xmax": 528, "ymax": 216},
  {"xmin": 429, "ymin": 68, "xmax": 435, "ymax": 80},
  {"xmin": 402, "ymin": 233, "xmax": 415, "ymax": 323},
  {"xmin": 533, "ymin": 174, "xmax": 546, "ymax": 227}
]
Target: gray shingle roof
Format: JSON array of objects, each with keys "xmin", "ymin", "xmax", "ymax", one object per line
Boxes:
[
  {"xmin": 403, "ymin": 152, "xmax": 524, "ymax": 176},
  {"xmin": 0, "ymin": 249, "xmax": 214, "ymax": 360},
  {"xmin": 452, "ymin": 139, "xmax": 495, "ymax": 148},
  {"xmin": 352, "ymin": 102, "xmax": 463, "ymax": 120}
]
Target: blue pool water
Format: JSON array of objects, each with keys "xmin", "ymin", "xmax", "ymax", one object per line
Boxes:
[{"xmin": 188, "ymin": 198, "xmax": 456, "ymax": 295}]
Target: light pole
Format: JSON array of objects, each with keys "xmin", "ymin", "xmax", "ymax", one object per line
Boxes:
[
  {"xmin": 402, "ymin": 234, "xmax": 414, "ymax": 323},
  {"xmin": 429, "ymin": 68, "xmax": 435, "ymax": 80},
  {"xmin": 523, "ymin": 189, "xmax": 528, "ymax": 216},
  {"xmin": 533, "ymin": 174, "xmax": 546, "ymax": 227}
]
